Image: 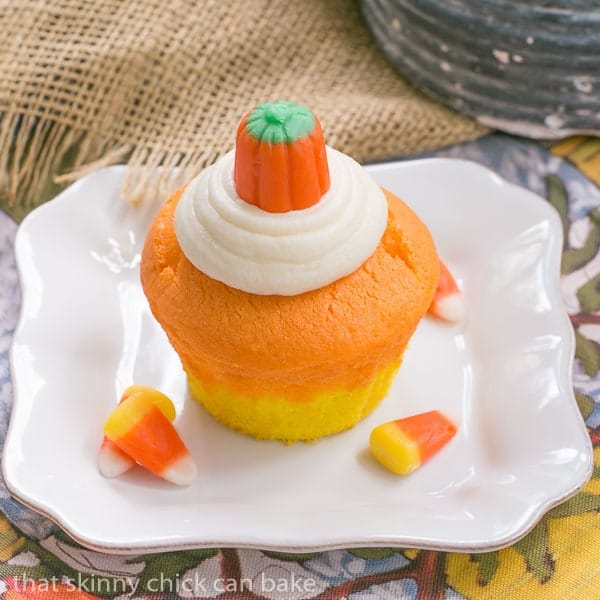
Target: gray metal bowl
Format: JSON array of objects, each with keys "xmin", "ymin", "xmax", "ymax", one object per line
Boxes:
[{"xmin": 361, "ymin": 0, "xmax": 600, "ymax": 138}]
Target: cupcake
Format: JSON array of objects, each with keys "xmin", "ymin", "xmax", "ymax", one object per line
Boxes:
[{"xmin": 141, "ymin": 100, "xmax": 439, "ymax": 442}]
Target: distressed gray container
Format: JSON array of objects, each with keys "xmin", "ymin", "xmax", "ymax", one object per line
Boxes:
[{"xmin": 360, "ymin": 0, "xmax": 600, "ymax": 138}]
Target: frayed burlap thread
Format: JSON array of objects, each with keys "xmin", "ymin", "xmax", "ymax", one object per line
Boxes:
[{"xmin": 0, "ymin": 0, "xmax": 485, "ymax": 209}]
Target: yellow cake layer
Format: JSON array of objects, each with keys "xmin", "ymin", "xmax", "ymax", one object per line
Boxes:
[{"xmin": 187, "ymin": 358, "xmax": 402, "ymax": 442}]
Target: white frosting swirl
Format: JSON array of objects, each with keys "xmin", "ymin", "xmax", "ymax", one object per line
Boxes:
[{"xmin": 174, "ymin": 146, "xmax": 388, "ymax": 295}]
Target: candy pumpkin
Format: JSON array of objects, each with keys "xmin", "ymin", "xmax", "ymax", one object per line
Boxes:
[{"xmin": 233, "ymin": 100, "xmax": 330, "ymax": 213}]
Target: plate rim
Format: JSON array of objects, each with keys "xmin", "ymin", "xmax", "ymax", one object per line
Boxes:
[
  {"xmin": 1, "ymin": 473, "xmax": 591, "ymax": 555},
  {"xmin": 3, "ymin": 158, "xmax": 594, "ymax": 555}
]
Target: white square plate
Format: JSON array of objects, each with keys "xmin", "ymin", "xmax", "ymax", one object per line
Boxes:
[{"xmin": 3, "ymin": 159, "xmax": 592, "ymax": 554}]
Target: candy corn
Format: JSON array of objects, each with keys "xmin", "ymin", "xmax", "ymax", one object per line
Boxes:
[
  {"xmin": 369, "ymin": 410, "xmax": 457, "ymax": 475},
  {"xmin": 98, "ymin": 385, "xmax": 175, "ymax": 478},
  {"xmin": 98, "ymin": 437, "xmax": 135, "ymax": 478},
  {"xmin": 103, "ymin": 387, "xmax": 197, "ymax": 486},
  {"xmin": 429, "ymin": 260, "xmax": 465, "ymax": 322}
]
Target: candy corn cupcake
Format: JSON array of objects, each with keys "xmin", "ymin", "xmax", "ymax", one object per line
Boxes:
[{"xmin": 141, "ymin": 101, "xmax": 439, "ymax": 442}]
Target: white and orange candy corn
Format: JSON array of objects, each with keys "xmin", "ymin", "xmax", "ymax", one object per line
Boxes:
[
  {"xmin": 370, "ymin": 410, "xmax": 457, "ymax": 475},
  {"xmin": 429, "ymin": 260, "xmax": 465, "ymax": 322},
  {"xmin": 98, "ymin": 385, "xmax": 176, "ymax": 478},
  {"xmin": 103, "ymin": 386, "xmax": 197, "ymax": 486},
  {"xmin": 98, "ymin": 437, "xmax": 135, "ymax": 478}
]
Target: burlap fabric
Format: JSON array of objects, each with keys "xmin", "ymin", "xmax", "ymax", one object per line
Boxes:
[{"xmin": 0, "ymin": 0, "xmax": 485, "ymax": 211}]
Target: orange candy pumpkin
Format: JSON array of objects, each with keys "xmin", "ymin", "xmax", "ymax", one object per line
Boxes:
[{"xmin": 234, "ymin": 100, "xmax": 330, "ymax": 213}]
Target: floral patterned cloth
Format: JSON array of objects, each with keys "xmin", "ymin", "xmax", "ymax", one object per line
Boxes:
[{"xmin": 1, "ymin": 134, "xmax": 600, "ymax": 599}]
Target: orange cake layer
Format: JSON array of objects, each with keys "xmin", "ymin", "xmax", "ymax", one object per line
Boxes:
[{"xmin": 141, "ymin": 187, "xmax": 439, "ymax": 401}]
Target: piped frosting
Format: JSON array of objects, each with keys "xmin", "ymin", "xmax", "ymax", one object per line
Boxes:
[{"xmin": 174, "ymin": 146, "xmax": 388, "ymax": 295}]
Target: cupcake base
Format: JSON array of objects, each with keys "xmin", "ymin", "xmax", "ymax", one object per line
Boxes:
[{"xmin": 187, "ymin": 358, "xmax": 402, "ymax": 443}]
